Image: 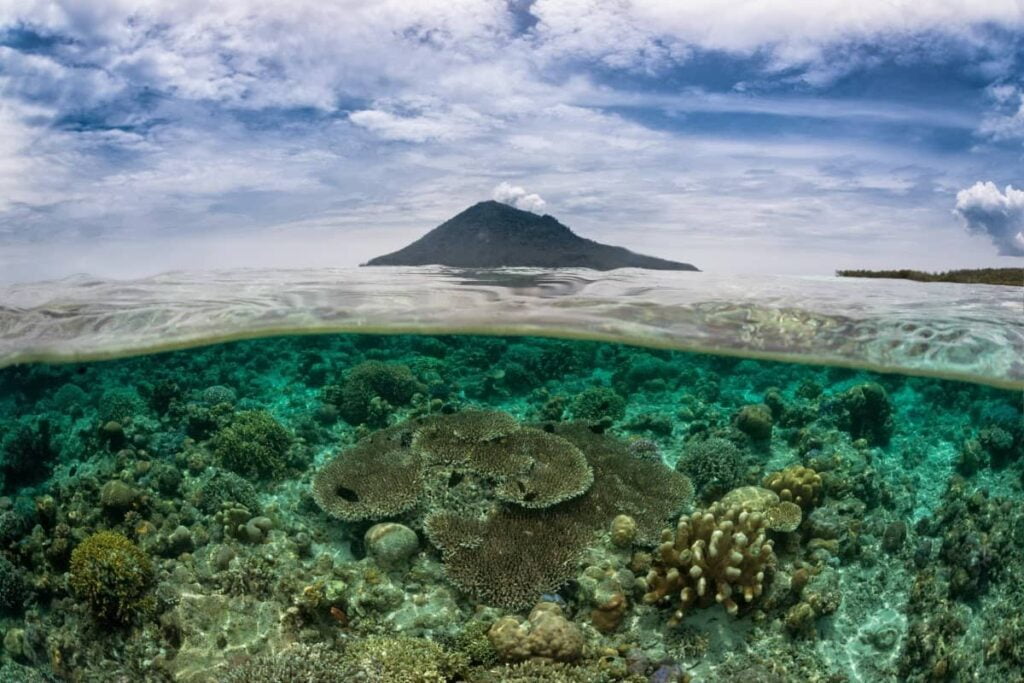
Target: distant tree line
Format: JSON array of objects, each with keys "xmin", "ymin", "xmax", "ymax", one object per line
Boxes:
[{"xmin": 835, "ymin": 268, "xmax": 1023, "ymax": 287}]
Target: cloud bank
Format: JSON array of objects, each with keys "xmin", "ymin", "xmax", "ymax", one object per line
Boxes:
[
  {"xmin": 492, "ymin": 182, "xmax": 547, "ymax": 213},
  {"xmin": 954, "ymin": 182, "xmax": 1024, "ymax": 257},
  {"xmin": 0, "ymin": 0, "xmax": 1022, "ymax": 279}
]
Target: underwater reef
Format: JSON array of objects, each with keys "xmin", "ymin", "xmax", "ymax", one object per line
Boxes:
[{"xmin": 0, "ymin": 333, "xmax": 1021, "ymax": 682}]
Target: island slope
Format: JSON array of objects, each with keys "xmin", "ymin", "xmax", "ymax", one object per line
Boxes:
[{"xmin": 363, "ymin": 200, "xmax": 698, "ymax": 271}]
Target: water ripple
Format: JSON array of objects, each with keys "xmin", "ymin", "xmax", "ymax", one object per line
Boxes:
[{"xmin": 0, "ymin": 267, "xmax": 1020, "ymax": 389}]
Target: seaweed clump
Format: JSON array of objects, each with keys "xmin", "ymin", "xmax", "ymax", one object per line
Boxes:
[
  {"xmin": 643, "ymin": 501, "xmax": 775, "ymax": 622},
  {"xmin": 210, "ymin": 410, "xmax": 292, "ymax": 479},
  {"xmin": 69, "ymin": 531, "xmax": 155, "ymax": 625}
]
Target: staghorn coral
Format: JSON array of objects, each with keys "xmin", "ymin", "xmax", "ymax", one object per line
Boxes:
[
  {"xmin": 222, "ymin": 643, "xmax": 349, "ymax": 683},
  {"xmin": 488, "ymin": 602, "xmax": 584, "ymax": 663},
  {"xmin": 69, "ymin": 531, "xmax": 155, "ymax": 625},
  {"xmin": 312, "ymin": 423, "xmax": 424, "ymax": 522},
  {"xmin": 643, "ymin": 501, "xmax": 775, "ymax": 621},
  {"xmin": 339, "ymin": 635, "xmax": 468, "ymax": 682},
  {"xmin": 764, "ymin": 465, "xmax": 822, "ymax": 509},
  {"xmin": 210, "ymin": 409, "xmax": 293, "ymax": 479}
]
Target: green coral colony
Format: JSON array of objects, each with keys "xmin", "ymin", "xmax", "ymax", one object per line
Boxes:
[{"xmin": 0, "ymin": 333, "xmax": 1021, "ymax": 682}]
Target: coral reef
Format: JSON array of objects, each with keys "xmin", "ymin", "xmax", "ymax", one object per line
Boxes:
[{"xmin": 0, "ymin": 331, "xmax": 1019, "ymax": 682}]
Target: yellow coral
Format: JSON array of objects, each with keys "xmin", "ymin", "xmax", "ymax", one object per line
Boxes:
[
  {"xmin": 643, "ymin": 502, "xmax": 775, "ymax": 621},
  {"xmin": 764, "ymin": 466, "xmax": 822, "ymax": 509}
]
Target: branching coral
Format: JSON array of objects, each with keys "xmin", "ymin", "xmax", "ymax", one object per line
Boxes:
[
  {"xmin": 69, "ymin": 531, "xmax": 155, "ymax": 625},
  {"xmin": 764, "ymin": 466, "xmax": 822, "ymax": 509},
  {"xmin": 570, "ymin": 386, "xmax": 626, "ymax": 426},
  {"xmin": 339, "ymin": 635, "xmax": 468, "ymax": 682},
  {"xmin": 210, "ymin": 409, "xmax": 292, "ymax": 479},
  {"xmin": 643, "ymin": 502, "xmax": 775, "ymax": 621}
]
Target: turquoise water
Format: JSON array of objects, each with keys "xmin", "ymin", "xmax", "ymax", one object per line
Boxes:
[{"xmin": 0, "ymin": 331, "xmax": 1021, "ymax": 681}]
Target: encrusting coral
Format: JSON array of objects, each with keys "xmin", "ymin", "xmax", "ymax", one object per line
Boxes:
[
  {"xmin": 488, "ymin": 602, "xmax": 585, "ymax": 663},
  {"xmin": 764, "ymin": 465, "xmax": 822, "ymax": 509},
  {"xmin": 643, "ymin": 501, "xmax": 775, "ymax": 622},
  {"xmin": 719, "ymin": 485, "xmax": 803, "ymax": 533}
]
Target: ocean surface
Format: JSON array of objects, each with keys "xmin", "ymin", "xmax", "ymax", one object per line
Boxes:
[{"xmin": 0, "ymin": 267, "xmax": 1021, "ymax": 682}]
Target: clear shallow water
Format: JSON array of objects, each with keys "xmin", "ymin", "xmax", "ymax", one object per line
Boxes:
[
  {"xmin": 0, "ymin": 270, "xmax": 1022, "ymax": 682},
  {"xmin": 1, "ymin": 267, "xmax": 1021, "ymax": 389}
]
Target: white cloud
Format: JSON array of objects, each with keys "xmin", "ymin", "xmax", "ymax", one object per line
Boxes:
[
  {"xmin": 492, "ymin": 181, "xmax": 547, "ymax": 213},
  {"xmin": 954, "ymin": 182, "xmax": 1024, "ymax": 256},
  {"xmin": 530, "ymin": 0, "xmax": 1024, "ymax": 71},
  {"xmin": 980, "ymin": 85, "xmax": 1024, "ymax": 141}
]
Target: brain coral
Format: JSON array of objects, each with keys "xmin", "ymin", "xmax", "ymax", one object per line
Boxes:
[{"xmin": 643, "ymin": 501, "xmax": 775, "ymax": 622}]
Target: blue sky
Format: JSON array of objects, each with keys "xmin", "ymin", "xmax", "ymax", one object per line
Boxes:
[{"xmin": 0, "ymin": 0, "xmax": 1022, "ymax": 281}]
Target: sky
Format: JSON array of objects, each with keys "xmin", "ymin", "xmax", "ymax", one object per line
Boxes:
[{"xmin": 1, "ymin": 1, "xmax": 1023, "ymax": 282}]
